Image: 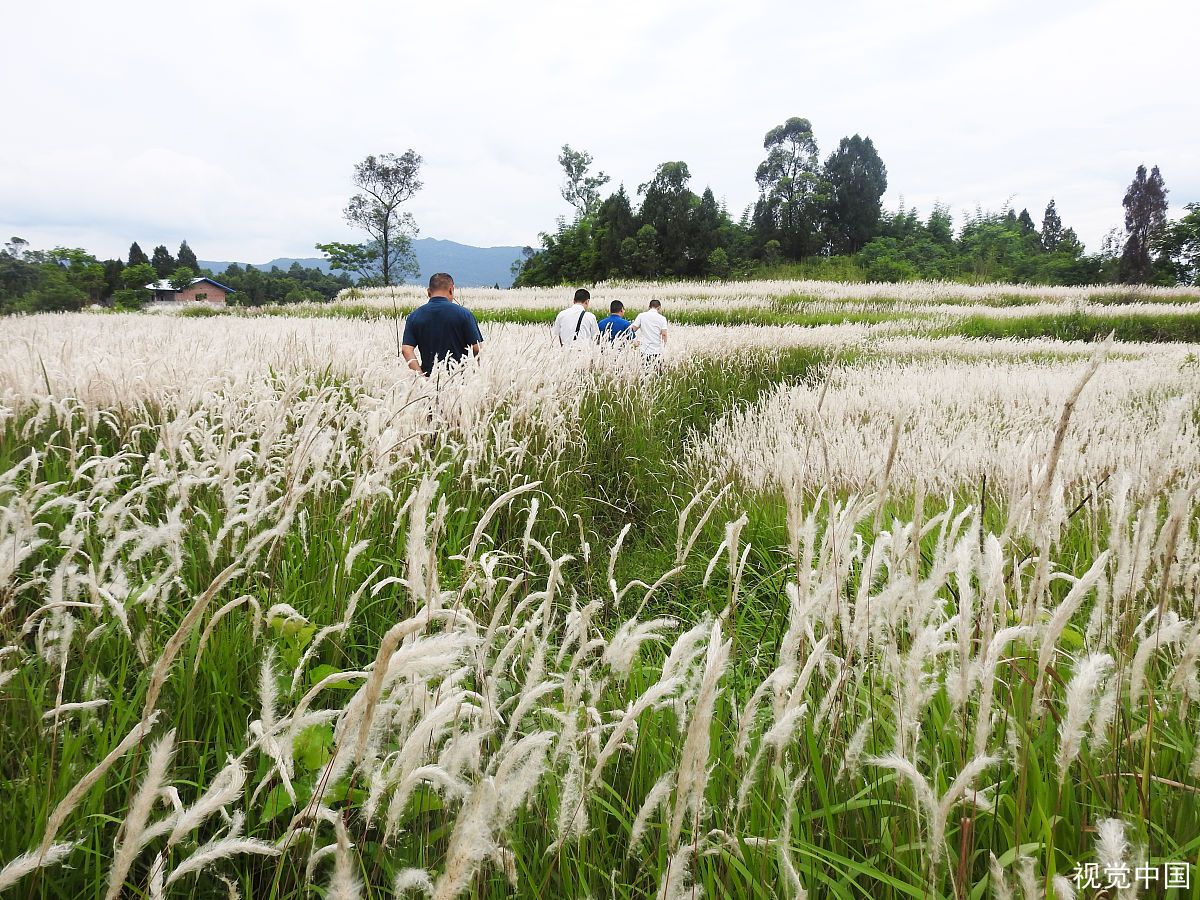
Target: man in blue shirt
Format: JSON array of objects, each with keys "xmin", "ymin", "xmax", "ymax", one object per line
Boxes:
[
  {"xmin": 596, "ymin": 300, "xmax": 634, "ymax": 343},
  {"xmin": 401, "ymin": 273, "xmax": 484, "ymax": 376}
]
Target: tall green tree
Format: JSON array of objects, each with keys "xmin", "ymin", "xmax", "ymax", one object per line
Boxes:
[
  {"xmin": 177, "ymin": 240, "xmax": 199, "ymax": 271},
  {"xmin": 593, "ymin": 187, "xmax": 637, "ymax": 278},
  {"xmin": 1118, "ymin": 164, "xmax": 1168, "ymax": 283},
  {"xmin": 687, "ymin": 187, "xmax": 725, "ymax": 272},
  {"xmin": 823, "ymin": 134, "xmax": 888, "ymax": 254},
  {"xmin": 754, "ymin": 117, "xmax": 824, "ymax": 259},
  {"xmin": 1041, "ymin": 200, "xmax": 1063, "ymax": 251},
  {"xmin": 169, "ymin": 267, "xmax": 196, "ymax": 291},
  {"xmin": 1, "ymin": 238, "xmax": 41, "ymax": 308},
  {"xmin": 337, "ymin": 151, "xmax": 423, "ymax": 286},
  {"xmin": 127, "ymin": 242, "xmax": 149, "ymax": 267},
  {"xmin": 314, "ymin": 241, "xmax": 382, "ymax": 284},
  {"xmin": 1155, "ymin": 202, "xmax": 1200, "ymax": 285},
  {"xmin": 101, "ymin": 258, "xmax": 125, "ymax": 302},
  {"xmin": 621, "ymin": 224, "xmax": 661, "ymax": 278},
  {"xmin": 927, "ymin": 204, "xmax": 954, "ymax": 247},
  {"xmin": 638, "ymin": 161, "xmax": 697, "ymax": 276},
  {"xmin": 558, "ymin": 145, "xmax": 610, "ymax": 219},
  {"xmin": 111, "ymin": 262, "xmax": 157, "ymax": 308},
  {"xmin": 705, "ymin": 247, "xmax": 731, "ymax": 279},
  {"xmin": 150, "ymin": 245, "xmax": 175, "ymax": 278}
]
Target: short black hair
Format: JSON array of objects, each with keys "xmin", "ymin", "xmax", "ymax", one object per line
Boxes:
[
  {"xmin": 610, "ymin": 300, "xmax": 624, "ymax": 313},
  {"xmin": 429, "ymin": 272, "xmax": 454, "ymax": 294},
  {"xmin": 573, "ymin": 288, "xmax": 591, "ymax": 303},
  {"xmin": 649, "ymin": 298, "xmax": 661, "ymax": 309}
]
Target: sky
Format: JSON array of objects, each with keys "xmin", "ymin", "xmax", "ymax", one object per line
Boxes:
[{"xmin": 3, "ymin": 0, "xmax": 1197, "ymax": 263}]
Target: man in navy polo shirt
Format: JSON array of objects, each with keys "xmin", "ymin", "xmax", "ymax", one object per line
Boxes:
[
  {"xmin": 597, "ymin": 300, "xmax": 634, "ymax": 343},
  {"xmin": 401, "ymin": 272, "xmax": 484, "ymax": 376}
]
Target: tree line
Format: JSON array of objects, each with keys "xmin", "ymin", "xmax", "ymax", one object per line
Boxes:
[
  {"xmin": 512, "ymin": 118, "xmax": 1200, "ymax": 287},
  {"xmin": 0, "ymin": 238, "xmax": 354, "ymax": 314}
]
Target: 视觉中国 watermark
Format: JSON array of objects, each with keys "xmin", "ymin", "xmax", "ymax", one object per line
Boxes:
[{"xmin": 1070, "ymin": 860, "xmax": 1191, "ymax": 892}]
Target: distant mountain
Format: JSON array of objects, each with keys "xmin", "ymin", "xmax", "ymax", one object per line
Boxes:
[
  {"xmin": 200, "ymin": 237, "xmax": 525, "ymax": 288},
  {"xmin": 200, "ymin": 256, "xmax": 333, "ymax": 275}
]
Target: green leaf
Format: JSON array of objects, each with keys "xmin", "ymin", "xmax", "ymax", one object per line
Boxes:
[
  {"xmin": 308, "ymin": 664, "xmax": 360, "ymax": 689},
  {"xmin": 263, "ymin": 784, "xmax": 297, "ymax": 820},
  {"xmin": 294, "ymin": 724, "xmax": 334, "ymax": 771}
]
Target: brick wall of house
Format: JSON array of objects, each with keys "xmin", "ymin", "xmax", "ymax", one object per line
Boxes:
[{"xmin": 175, "ymin": 283, "xmax": 228, "ymax": 304}]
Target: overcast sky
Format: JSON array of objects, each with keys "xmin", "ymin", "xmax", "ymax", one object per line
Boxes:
[{"xmin": 3, "ymin": 0, "xmax": 1196, "ymax": 263}]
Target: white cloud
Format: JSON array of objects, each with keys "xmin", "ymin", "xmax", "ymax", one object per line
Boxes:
[{"xmin": 2, "ymin": 0, "xmax": 1196, "ymax": 261}]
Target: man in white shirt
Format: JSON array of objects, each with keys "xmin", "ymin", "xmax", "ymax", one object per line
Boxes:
[
  {"xmin": 551, "ymin": 288, "xmax": 599, "ymax": 346},
  {"xmin": 632, "ymin": 299, "xmax": 668, "ymax": 362}
]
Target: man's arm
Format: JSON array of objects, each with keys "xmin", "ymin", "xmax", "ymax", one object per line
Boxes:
[
  {"xmin": 401, "ymin": 344, "xmax": 423, "ymax": 374},
  {"xmin": 467, "ymin": 314, "xmax": 484, "ymax": 358},
  {"xmin": 660, "ymin": 327, "xmax": 668, "ymax": 346},
  {"xmin": 400, "ymin": 316, "xmax": 422, "ymax": 373}
]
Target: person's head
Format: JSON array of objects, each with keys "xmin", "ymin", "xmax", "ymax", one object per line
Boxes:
[
  {"xmin": 573, "ymin": 288, "xmax": 591, "ymax": 306},
  {"xmin": 428, "ymin": 273, "xmax": 455, "ymax": 299},
  {"xmin": 610, "ymin": 300, "xmax": 625, "ymax": 315},
  {"xmin": 649, "ymin": 299, "xmax": 661, "ymax": 310}
]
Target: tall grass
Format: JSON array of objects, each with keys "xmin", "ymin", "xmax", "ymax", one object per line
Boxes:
[{"xmin": 1, "ymin": 316, "xmax": 1197, "ymax": 898}]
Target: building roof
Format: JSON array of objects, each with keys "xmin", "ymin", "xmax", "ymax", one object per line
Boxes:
[{"xmin": 145, "ymin": 276, "xmax": 235, "ymax": 292}]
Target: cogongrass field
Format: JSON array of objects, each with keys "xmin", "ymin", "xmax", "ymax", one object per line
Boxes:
[{"xmin": 2, "ymin": 281, "xmax": 1200, "ymax": 898}]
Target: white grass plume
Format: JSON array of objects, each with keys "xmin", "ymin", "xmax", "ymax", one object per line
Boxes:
[
  {"xmin": 604, "ymin": 616, "xmax": 676, "ymax": 680},
  {"xmin": 737, "ymin": 703, "xmax": 809, "ymax": 813},
  {"xmin": 660, "ymin": 618, "xmax": 713, "ymax": 684},
  {"xmin": 0, "ymin": 841, "xmax": 77, "ymax": 893},
  {"xmin": 492, "ymin": 731, "xmax": 555, "ymax": 827},
  {"xmin": 326, "ymin": 816, "xmax": 361, "ymax": 900},
  {"xmin": 1095, "ymin": 817, "xmax": 1128, "ymax": 873},
  {"xmin": 668, "ymin": 618, "xmax": 730, "ymax": 848},
  {"xmin": 463, "ymin": 480, "xmax": 541, "ymax": 563},
  {"xmin": 677, "ymin": 485, "xmax": 731, "ymax": 566},
  {"xmin": 735, "ymin": 667, "xmax": 787, "ymax": 761},
  {"xmin": 105, "ymin": 728, "xmax": 176, "ymax": 900},
  {"xmin": 988, "ymin": 852, "xmax": 1014, "ymax": 900},
  {"xmin": 41, "ymin": 698, "xmax": 109, "ymax": 721},
  {"xmin": 143, "ymin": 563, "xmax": 242, "ymax": 720},
  {"xmin": 607, "ymin": 522, "xmax": 632, "ymax": 599},
  {"xmin": 554, "ymin": 752, "xmax": 588, "ymax": 847},
  {"xmin": 148, "ymin": 852, "xmax": 165, "ymax": 900},
  {"xmin": 194, "ymin": 594, "xmax": 261, "ymax": 673},
  {"xmin": 38, "ymin": 712, "xmax": 159, "ymax": 856},
  {"xmin": 395, "ymin": 868, "xmax": 434, "ymax": 896},
  {"xmin": 1055, "ymin": 653, "xmax": 1114, "ymax": 780},
  {"xmin": 778, "ymin": 777, "xmax": 807, "ymax": 899},
  {"xmin": 430, "ymin": 777, "xmax": 498, "ymax": 900},
  {"xmin": 867, "ymin": 753, "xmax": 996, "ymax": 869},
  {"xmin": 165, "ymin": 836, "xmax": 280, "ymax": 885},
  {"xmin": 259, "ymin": 644, "xmax": 279, "ymax": 734},
  {"xmin": 629, "ymin": 770, "xmax": 675, "ymax": 855},
  {"xmin": 1033, "ymin": 552, "xmax": 1108, "ymax": 706},
  {"xmin": 675, "ymin": 480, "xmax": 714, "ymax": 563},
  {"xmin": 657, "ymin": 845, "xmax": 702, "ymax": 900},
  {"xmin": 973, "ymin": 625, "xmax": 1035, "ymax": 756},
  {"xmin": 168, "ymin": 757, "xmax": 246, "ymax": 847},
  {"xmin": 1130, "ymin": 615, "xmax": 1189, "ymax": 703},
  {"xmin": 1015, "ymin": 855, "xmax": 1042, "ymax": 899}
]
